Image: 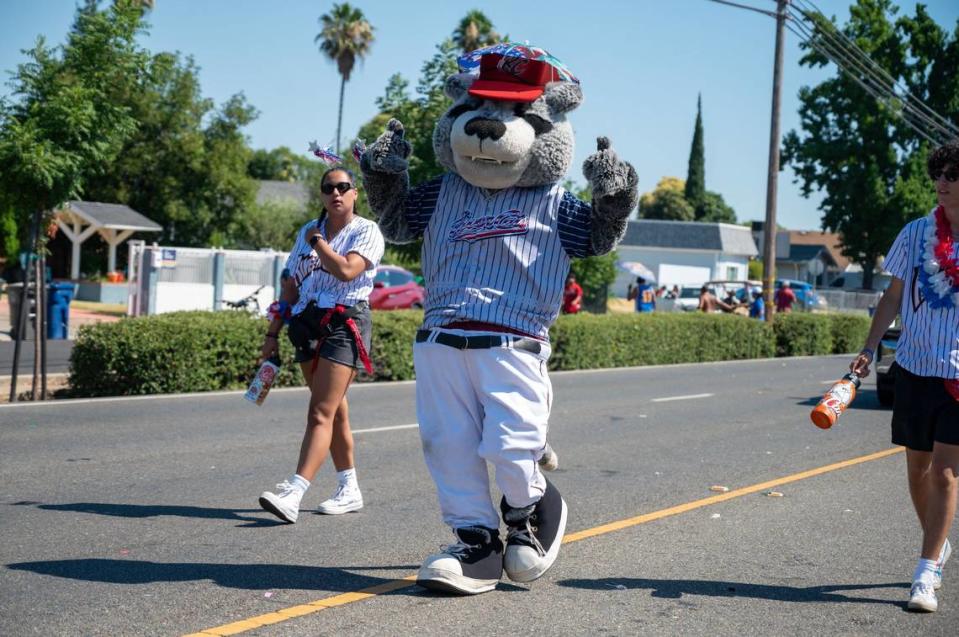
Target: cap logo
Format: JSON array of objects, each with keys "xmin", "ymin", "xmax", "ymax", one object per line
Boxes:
[{"xmin": 497, "ymin": 55, "xmax": 529, "ymax": 78}]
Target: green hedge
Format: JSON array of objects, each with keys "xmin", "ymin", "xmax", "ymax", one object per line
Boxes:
[
  {"xmin": 68, "ymin": 310, "xmax": 871, "ymax": 397},
  {"xmin": 548, "ymin": 313, "xmax": 775, "ymax": 370}
]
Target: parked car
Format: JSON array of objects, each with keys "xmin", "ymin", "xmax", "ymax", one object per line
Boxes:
[
  {"xmin": 672, "ymin": 285, "xmax": 703, "ymax": 312},
  {"xmin": 874, "ymin": 320, "xmax": 900, "ymax": 408},
  {"xmin": 705, "ymin": 280, "xmax": 761, "ymax": 305},
  {"xmin": 369, "ymin": 265, "xmax": 425, "ymax": 310},
  {"xmin": 775, "ymin": 278, "xmax": 826, "ymax": 311}
]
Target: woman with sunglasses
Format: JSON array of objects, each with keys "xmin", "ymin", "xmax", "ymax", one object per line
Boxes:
[
  {"xmin": 850, "ymin": 140, "xmax": 959, "ymax": 612},
  {"xmin": 257, "ymin": 166, "xmax": 384, "ymax": 523}
]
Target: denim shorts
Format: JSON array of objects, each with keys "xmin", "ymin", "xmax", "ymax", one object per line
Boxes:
[{"xmin": 287, "ymin": 303, "xmax": 372, "ymax": 370}]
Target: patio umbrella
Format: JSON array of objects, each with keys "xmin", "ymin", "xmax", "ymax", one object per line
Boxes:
[{"xmin": 617, "ymin": 261, "xmax": 656, "ymax": 282}]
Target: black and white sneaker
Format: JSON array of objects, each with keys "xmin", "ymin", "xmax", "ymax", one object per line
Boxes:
[
  {"xmin": 417, "ymin": 526, "xmax": 504, "ymax": 595},
  {"xmin": 501, "ymin": 478, "xmax": 567, "ymax": 583}
]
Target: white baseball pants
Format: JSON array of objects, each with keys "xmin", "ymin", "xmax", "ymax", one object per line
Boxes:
[{"xmin": 413, "ymin": 329, "xmax": 553, "ymax": 530}]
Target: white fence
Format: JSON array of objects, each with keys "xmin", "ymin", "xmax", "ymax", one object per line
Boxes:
[{"xmin": 127, "ymin": 242, "xmax": 287, "ymax": 316}]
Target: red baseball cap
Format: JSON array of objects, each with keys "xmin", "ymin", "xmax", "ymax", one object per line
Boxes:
[{"xmin": 468, "ymin": 53, "xmax": 556, "ymax": 102}]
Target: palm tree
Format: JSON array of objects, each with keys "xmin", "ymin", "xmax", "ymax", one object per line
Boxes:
[
  {"xmin": 453, "ymin": 10, "xmax": 502, "ymax": 53},
  {"xmin": 315, "ymin": 3, "xmax": 375, "ymax": 153}
]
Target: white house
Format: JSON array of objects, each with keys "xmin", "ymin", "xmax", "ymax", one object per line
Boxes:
[{"xmin": 613, "ymin": 219, "xmax": 759, "ymax": 296}]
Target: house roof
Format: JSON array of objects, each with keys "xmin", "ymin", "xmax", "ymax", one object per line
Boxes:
[
  {"xmin": 788, "ymin": 230, "xmax": 849, "ymax": 269},
  {"xmin": 256, "ymin": 180, "xmax": 309, "ymax": 207},
  {"xmin": 61, "ymin": 201, "xmax": 162, "ymax": 232},
  {"xmin": 778, "ymin": 243, "xmax": 839, "ymax": 267},
  {"xmin": 622, "ymin": 219, "xmax": 758, "ymax": 256}
]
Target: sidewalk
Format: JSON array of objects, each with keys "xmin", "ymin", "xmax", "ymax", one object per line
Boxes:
[{"xmin": 0, "ymin": 295, "xmax": 123, "ymax": 342}]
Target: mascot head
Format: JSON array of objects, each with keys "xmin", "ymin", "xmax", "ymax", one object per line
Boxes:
[{"xmin": 433, "ymin": 51, "xmax": 583, "ymax": 190}]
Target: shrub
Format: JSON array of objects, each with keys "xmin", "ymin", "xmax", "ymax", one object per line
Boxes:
[
  {"xmin": 69, "ymin": 311, "xmax": 300, "ymax": 397},
  {"xmin": 68, "ymin": 308, "xmax": 869, "ymax": 397},
  {"xmin": 827, "ymin": 313, "xmax": 871, "ymax": 354},
  {"xmin": 773, "ymin": 313, "xmax": 834, "ymax": 357},
  {"xmin": 549, "ymin": 312, "xmax": 775, "ymax": 370}
]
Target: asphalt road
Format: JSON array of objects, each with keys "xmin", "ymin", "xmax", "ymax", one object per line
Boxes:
[
  {"xmin": 0, "ymin": 339, "xmax": 73, "ymax": 376},
  {"xmin": 1, "ymin": 355, "xmax": 955, "ymax": 636}
]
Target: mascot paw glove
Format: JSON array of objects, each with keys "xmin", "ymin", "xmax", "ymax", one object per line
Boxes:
[
  {"xmin": 362, "ymin": 118, "xmax": 412, "ymax": 175},
  {"xmin": 583, "ymin": 136, "xmax": 638, "ymax": 199}
]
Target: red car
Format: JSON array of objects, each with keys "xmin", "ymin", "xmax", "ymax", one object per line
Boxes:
[{"xmin": 369, "ymin": 265, "xmax": 425, "ymax": 310}]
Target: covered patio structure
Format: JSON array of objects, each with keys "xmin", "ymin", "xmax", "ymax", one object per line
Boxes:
[{"xmin": 54, "ymin": 201, "xmax": 162, "ymax": 279}]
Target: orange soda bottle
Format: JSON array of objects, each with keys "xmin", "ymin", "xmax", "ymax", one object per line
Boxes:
[{"xmin": 811, "ymin": 373, "xmax": 861, "ymax": 429}]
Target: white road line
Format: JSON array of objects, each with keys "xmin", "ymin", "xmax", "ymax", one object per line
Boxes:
[
  {"xmin": 650, "ymin": 393, "xmax": 714, "ymax": 403},
  {"xmin": 352, "ymin": 423, "xmax": 419, "ymax": 434}
]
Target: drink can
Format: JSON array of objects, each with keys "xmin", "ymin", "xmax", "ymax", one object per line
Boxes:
[{"xmin": 245, "ymin": 358, "xmax": 280, "ymax": 406}]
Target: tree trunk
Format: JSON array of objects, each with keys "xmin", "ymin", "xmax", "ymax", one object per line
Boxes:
[
  {"xmin": 862, "ymin": 260, "xmax": 875, "ymax": 290},
  {"xmin": 336, "ymin": 75, "xmax": 346, "ymax": 154},
  {"xmin": 32, "ymin": 257, "xmax": 42, "ymax": 400}
]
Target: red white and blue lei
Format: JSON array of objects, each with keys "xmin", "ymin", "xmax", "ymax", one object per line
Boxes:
[{"xmin": 919, "ymin": 205, "xmax": 959, "ymax": 309}]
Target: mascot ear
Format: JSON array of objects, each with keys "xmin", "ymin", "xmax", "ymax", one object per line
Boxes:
[
  {"xmin": 444, "ymin": 73, "xmax": 476, "ymax": 100},
  {"xmin": 544, "ymin": 82, "xmax": 583, "ymax": 115}
]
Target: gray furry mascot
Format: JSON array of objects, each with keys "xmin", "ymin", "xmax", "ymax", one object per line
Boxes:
[{"xmin": 360, "ymin": 46, "xmax": 638, "ymax": 595}]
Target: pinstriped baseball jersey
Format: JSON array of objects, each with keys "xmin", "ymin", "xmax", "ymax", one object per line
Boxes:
[
  {"xmin": 284, "ymin": 215, "xmax": 385, "ymax": 315},
  {"xmin": 403, "ymin": 173, "xmax": 594, "ymax": 340},
  {"xmin": 883, "ymin": 214, "xmax": 959, "ymax": 379}
]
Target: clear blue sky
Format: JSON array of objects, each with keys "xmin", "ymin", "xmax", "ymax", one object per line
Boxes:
[{"xmin": 2, "ymin": 1, "xmax": 957, "ymax": 230}]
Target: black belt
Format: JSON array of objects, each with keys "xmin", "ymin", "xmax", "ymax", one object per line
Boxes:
[{"xmin": 416, "ymin": 329, "xmax": 542, "ymax": 355}]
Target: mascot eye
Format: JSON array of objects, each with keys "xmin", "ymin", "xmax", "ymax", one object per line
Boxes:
[
  {"xmin": 521, "ymin": 113, "xmax": 553, "ymax": 135},
  {"xmin": 448, "ymin": 101, "xmax": 479, "ymax": 119}
]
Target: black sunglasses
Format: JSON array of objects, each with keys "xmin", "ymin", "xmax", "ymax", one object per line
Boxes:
[
  {"xmin": 321, "ymin": 181, "xmax": 354, "ymax": 195},
  {"xmin": 931, "ymin": 168, "xmax": 959, "ymax": 183}
]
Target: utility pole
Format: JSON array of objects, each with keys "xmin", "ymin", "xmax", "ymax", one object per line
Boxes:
[{"xmin": 762, "ymin": 0, "xmax": 788, "ymax": 323}]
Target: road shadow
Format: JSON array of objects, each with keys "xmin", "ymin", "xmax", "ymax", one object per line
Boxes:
[
  {"xmin": 795, "ymin": 388, "xmax": 888, "ymax": 411},
  {"xmin": 557, "ymin": 577, "xmax": 908, "ymax": 607},
  {"xmin": 4, "ymin": 559, "xmax": 527, "ymax": 596},
  {"xmin": 11, "ymin": 501, "xmax": 284, "ymax": 527},
  {"xmin": 6, "ymin": 558, "xmax": 420, "ymax": 592}
]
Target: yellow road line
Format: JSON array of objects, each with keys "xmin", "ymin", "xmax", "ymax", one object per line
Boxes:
[{"xmin": 185, "ymin": 446, "xmax": 903, "ymax": 636}]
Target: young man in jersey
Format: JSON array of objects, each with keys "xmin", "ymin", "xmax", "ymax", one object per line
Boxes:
[
  {"xmin": 627, "ymin": 276, "xmax": 655, "ymax": 312},
  {"xmin": 850, "ymin": 141, "xmax": 959, "ymax": 612}
]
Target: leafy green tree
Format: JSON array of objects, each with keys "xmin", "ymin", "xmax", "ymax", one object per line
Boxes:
[
  {"xmin": 640, "ymin": 186, "xmax": 695, "ymax": 221},
  {"xmin": 0, "ymin": 0, "xmax": 146, "ymax": 258},
  {"xmin": 227, "ymin": 199, "xmax": 312, "ymax": 251},
  {"xmin": 453, "ymin": 10, "xmax": 503, "ymax": 53},
  {"xmin": 782, "ymin": 0, "xmax": 956, "ymax": 289},
  {"xmin": 81, "ymin": 52, "xmax": 259, "ymax": 247},
  {"xmin": 698, "ymin": 190, "xmax": 737, "ymax": 223},
  {"xmin": 316, "ymin": 3, "xmax": 375, "ymax": 153},
  {"xmin": 685, "ymin": 94, "xmax": 706, "ymax": 211}
]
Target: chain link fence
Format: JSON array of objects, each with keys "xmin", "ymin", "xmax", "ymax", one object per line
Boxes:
[{"xmin": 816, "ymin": 289, "xmax": 882, "ymax": 315}]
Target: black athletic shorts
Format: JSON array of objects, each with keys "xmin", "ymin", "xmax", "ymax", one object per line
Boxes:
[
  {"xmin": 287, "ymin": 302, "xmax": 372, "ymax": 370},
  {"xmin": 891, "ymin": 366, "xmax": 959, "ymax": 451}
]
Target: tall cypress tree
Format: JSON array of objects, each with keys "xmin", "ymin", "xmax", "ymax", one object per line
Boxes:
[{"xmin": 685, "ymin": 94, "xmax": 706, "ymax": 215}]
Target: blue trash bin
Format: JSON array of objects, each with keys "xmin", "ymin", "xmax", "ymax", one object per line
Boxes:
[{"xmin": 47, "ymin": 281, "xmax": 77, "ymax": 339}]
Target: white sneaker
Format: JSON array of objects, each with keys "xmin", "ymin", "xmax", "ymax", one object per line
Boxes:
[
  {"xmin": 258, "ymin": 480, "xmax": 304, "ymax": 523},
  {"xmin": 908, "ymin": 580, "xmax": 938, "ymax": 612},
  {"xmin": 317, "ymin": 483, "xmax": 363, "ymax": 515},
  {"xmin": 934, "ymin": 538, "xmax": 952, "ymax": 590},
  {"xmin": 538, "ymin": 443, "xmax": 559, "ymax": 472}
]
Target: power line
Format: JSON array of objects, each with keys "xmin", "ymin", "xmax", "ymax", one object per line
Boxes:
[
  {"xmin": 705, "ymin": 0, "xmax": 779, "ymax": 19},
  {"xmin": 724, "ymin": 0, "xmax": 956, "ymax": 145},
  {"xmin": 787, "ymin": 1, "xmax": 958, "ymax": 141},
  {"xmin": 784, "ymin": 9, "xmax": 953, "ymax": 144},
  {"xmin": 785, "ymin": 18, "xmax": 942, "ymax": 145}
]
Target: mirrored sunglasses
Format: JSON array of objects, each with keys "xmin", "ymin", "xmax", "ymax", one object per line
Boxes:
[{"xmin": 321, "ymin": 181, "xmax": 354, "ymax": 195}]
